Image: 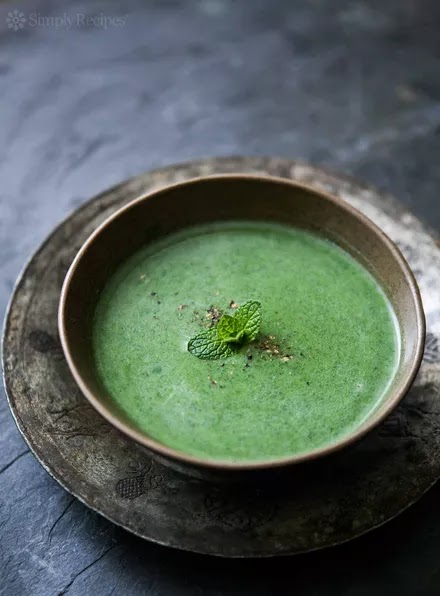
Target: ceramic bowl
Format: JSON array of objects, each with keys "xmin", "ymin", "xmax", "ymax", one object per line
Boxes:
[{"xmin": 58, "ymin": 175, "xmax": 425, "ymax": 477}]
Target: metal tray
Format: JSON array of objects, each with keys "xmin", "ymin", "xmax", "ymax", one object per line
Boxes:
[{"xmin": 3, "ymin": 157, "xmax": 440, "ymax": 557}]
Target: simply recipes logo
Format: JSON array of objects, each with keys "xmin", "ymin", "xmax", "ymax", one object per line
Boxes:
[{"xmin": 6, "ymin": 10, "xmax": 126, "ymax": 31}]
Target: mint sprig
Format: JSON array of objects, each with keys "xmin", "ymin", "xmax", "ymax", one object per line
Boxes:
[{"xmin": 188, "ymin": 301, "xmax": 262, "ymax": 360}]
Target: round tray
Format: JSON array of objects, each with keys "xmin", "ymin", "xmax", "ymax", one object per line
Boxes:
[{"xmin": 3, "ymin": 157, "xmax": 440, "ymax": 557}]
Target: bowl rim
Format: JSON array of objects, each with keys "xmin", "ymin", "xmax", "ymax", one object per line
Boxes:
[{"xmin": 58, "ymin": 173, "xmax": 426, "ymax": 471}]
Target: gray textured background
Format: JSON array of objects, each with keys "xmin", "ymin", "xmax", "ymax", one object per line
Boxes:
[{"xmin": 1, "ymin": 0, "xmax": 440, "ymax": 594}]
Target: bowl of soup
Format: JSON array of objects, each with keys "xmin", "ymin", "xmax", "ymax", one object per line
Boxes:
[{"xmin": 58, "ymin": 175, "xmax": 425, "ymax": 477}]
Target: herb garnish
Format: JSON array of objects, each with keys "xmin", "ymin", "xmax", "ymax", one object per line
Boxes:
[{"xmin": 188, "ymin": 301, "xmax": 262, "ymax": 360}]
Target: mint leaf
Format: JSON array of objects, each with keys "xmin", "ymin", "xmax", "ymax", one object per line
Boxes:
[
  {"xmin": 187, "ymin": 328, "xmax": 235, "ymax": 360},
  {"xmin": 187, "ymin": 300, "xmax": 262, "ymax": 360},
  {"xmin": 234, "ymin": 301, "xmax": 262, "ymax": 341},
  {"xmin": 217, "ymin": 314, "xmax": 245, "ymax": 343}
]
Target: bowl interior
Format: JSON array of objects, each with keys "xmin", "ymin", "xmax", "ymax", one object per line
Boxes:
[{"xmin": 59, "ymin": 175, "xmax": 425, "ymax": 469}]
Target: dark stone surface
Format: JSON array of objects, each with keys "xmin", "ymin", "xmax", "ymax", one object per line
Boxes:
[{"xmin": 1, "ymin": 0, "xmax": 440, "ymax": 594}]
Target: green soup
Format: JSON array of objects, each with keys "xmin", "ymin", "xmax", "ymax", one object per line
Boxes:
[{"xmin": 92, "ymin": 222, "xmax": 399, "ymax": 462}]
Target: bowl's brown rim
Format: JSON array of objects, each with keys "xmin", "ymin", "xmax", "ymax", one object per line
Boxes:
[{"xmin": 58, "ymin": 173, "xmax": 426, "ymax": 471}]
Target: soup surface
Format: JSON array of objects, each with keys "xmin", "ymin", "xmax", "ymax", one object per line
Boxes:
[{"xmin": 93, "ymin": 221, "xmax": 399, "ymax": 462}]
